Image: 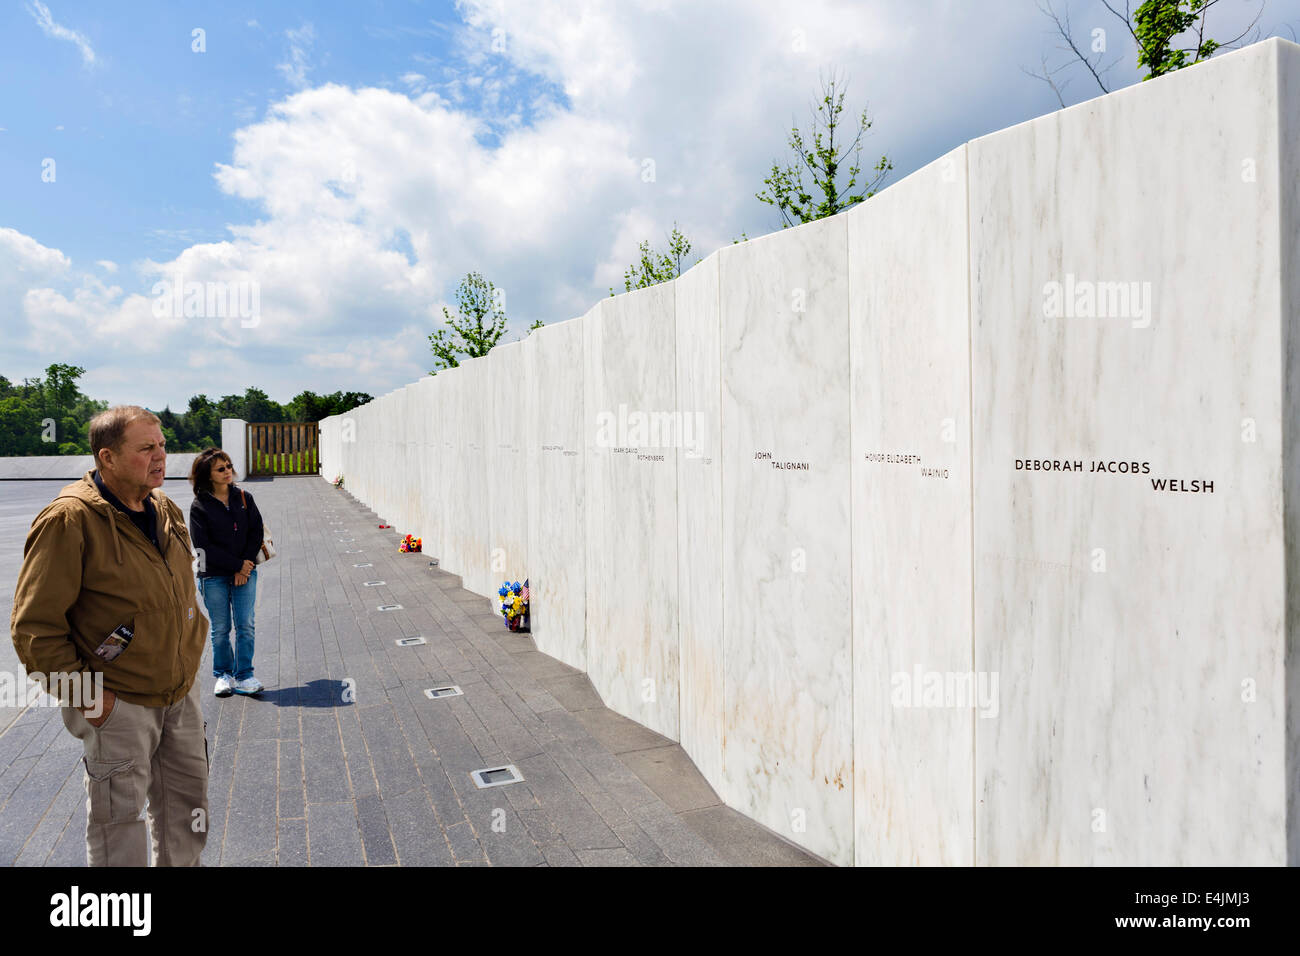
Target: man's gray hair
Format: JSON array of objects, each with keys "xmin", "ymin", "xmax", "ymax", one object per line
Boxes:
[{"xmin": 89, "ymin": 405, "xmax": 162, "ymax": 466}]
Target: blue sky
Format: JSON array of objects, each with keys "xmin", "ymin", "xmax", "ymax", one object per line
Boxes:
[{"xmin": 2, "ymin": 0, "xmax": 1296, "ymax": 410}]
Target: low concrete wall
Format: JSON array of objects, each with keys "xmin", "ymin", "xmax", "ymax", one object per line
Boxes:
[{"xmin": 0, "ymin": 454, "xmax": 199, "ymax": 481}]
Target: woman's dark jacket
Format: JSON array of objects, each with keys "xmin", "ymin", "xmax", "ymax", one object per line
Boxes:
[{"xmin": 189, "ymin": 485, "xmax": 265, "ymax": 578}]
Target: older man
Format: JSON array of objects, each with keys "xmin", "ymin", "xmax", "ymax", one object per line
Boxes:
[{"xmin": 10, "ymin": 405, "xmax": 209, "ymax": 866}]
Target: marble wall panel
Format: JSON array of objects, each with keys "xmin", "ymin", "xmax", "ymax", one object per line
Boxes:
[
  {"xmin": 457, "ymin": 357, "xmax": 493, "ymax": 598},
  {"xmin": 718, "ymin": 213, "xmax": 853, "ymax": 866},
  {"xmin": 415, "ymin": 375, "xmax": 440, "ymax": 558},
  {"xmin": 583, "ymin": 288, "xmax": 680, "ymax": 740},
  {"xmin": 847, "ymin": 147, "xmax": 973, "ymax": 866},
  {"xmin": 436, "ymin": 368, "xmax": 464, "ymax": 578},
  {"xmin": 402, "ymin": 382, "xmax": 421, "ymax": 539},
  {"xmin": 352, "ymin": 403, "xmax": 371, "ymax": 506},
  {"xmin": 526, "ymin": 316, "xmax": 588, "ymax": 670},
  {"xmin": 487, "ymin": 343, "xmax": 530, "ymax": 614},
  {"xmin": 674, "ymin": 252, "xmax": 725, "ymax": 795},
  {"xmin": 375, "ymin": 392, "xmax": 394, "ymax": 524},
  {"xmin": 969, "ymin": 40, "xmax": 1286, "ymax": 865},
  {"xmin": 393, "ymin": 385, "xmax": 414, "ymax": 534},
  {"xmin": 365, "ymin": 399, "xmax": 380, "ymax": 509},
  {"xmin": 1280, "ymin": 38, "xmax": 1300, "ymax": 867}
]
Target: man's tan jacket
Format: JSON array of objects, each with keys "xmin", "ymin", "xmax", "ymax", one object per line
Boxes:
[{"xmin": 10, "ymin": 471, "xmax": 207, "ymax": 707}]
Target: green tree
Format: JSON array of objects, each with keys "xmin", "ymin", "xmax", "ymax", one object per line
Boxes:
[
  {"xmin": 185, "ymin": 394, "xmax": 220, "ymax": 449},
  {"xmin": 1025, "ymin": 0, "xmax": 1262, "ymax": 106},
  {"xmin": 237, "ymin": 387, "xmax": 279, "ymax": 424},
  {"xmin": 285, "ymin": 389, "xmax": 330, "ymax": 422},
  {"xmin": 428, "ymin": 272, "xmax": 508, "ymax": 372},
  {"xmin": 0, "ymin": 397, "xmax": 42, "ymax": 456},
  {"xmin": 41, "ymin": 363, "xmax": 84, "ymax": 431},
  {"xmin": 0, "ymin": 364, "xmax": 102, "ymax": 455},
  {"xmin": 610, "ymin": 224, "xmax": 694, "ymax": 296},
  {"xmin": 326, "ymin": 390, "xmax": 373, "ymax": 415},
  {"xmin": 756, "ymin": 70, "xmax": 891, "ymax": 229}
]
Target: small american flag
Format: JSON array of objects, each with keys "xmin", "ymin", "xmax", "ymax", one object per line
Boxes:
[{"xmin": 520, "ymin": 581, "xmax": 529, "ymax": 602}]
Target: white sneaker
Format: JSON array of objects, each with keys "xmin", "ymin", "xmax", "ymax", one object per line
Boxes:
[
  {"xmin": 214, "ymin": 675, "xmax": 235, "ymax": 697},
  {"xmin": 234, "ymin": 676, "xmax": 264, "ymax": 696}
]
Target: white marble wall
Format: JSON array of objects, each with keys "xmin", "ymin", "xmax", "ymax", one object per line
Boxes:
[
  {"xmin": 409, "ymin": 376, "xmax": 434, "ymax": 549},
  {"xmin": 486, "ymin": 342, "xmax": 530, "ymax": 611},
  {"xmin": 377, "ymin": 391, "xmax": 395, "ymax": 525},
  {"xmin": 525, "ymin": 316, "xmax": 588, "ymax": 671},
  {"xmin": 848, "ymin": 147, "xmax": 973, "ymax": 866},
  {"xmin": 458, "ymin": 357, "xmax": 494, "ymax": 598},
  {"xmin": 718, "ymin": 215, "xmax": 854, "ymax": 866},
  {"xmin": 311, "ymin": 38, "xmax": 1300, "ymax": 867},
  {"xmin": 584, "ymin": 288, "xmax": 680, "ymax": 740},
  {"xmin": 401, "ymin": 382, "xmax": 420, "ymax": 537},
  {"xmin": 436, "ymin": 366, "xmax": 466, "ymax": 578},
  {"xmin": 393, "ymin": 384, "xmax": 414, "ymax": 534},
  {"xmin": 969, "ymin": 39, "xmax": 1288, "ymax": 865},
  {"xmin": 674, "ymin": 252, "xmax": 725, "ymax": 795},
  {"xmin": 1282, "ymin": 39, "xmax": 1300, "ymax": 869}
]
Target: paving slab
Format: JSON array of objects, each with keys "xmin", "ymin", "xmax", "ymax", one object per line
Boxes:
[{"xmin": 0, "ymin": 476, "xmax": 819, "ymax": 867}]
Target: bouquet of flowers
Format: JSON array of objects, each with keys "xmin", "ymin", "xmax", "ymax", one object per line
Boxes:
[
  {"xmin": 399, "ymin": 534, "xmax": 422, "ymax": 553},
  {"xmin": 332, "ymin": 475, "xmax": 345, "ymax": 489},
  {"xmin": 498, "ymin": 579, "xmax": 530, "ymax": 632}
]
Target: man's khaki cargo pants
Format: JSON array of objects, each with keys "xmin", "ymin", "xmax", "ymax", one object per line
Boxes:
[{"xmin": 61, "ymin": 678, "xmax": 209, "ymax": 866}]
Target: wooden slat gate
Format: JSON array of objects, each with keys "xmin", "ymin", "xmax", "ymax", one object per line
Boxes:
[{"xmin": 247, "ymin": 422, "xmax": 320, "ymax": 476}]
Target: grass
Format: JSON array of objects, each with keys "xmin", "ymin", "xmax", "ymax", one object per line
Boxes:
[{"xmin": 252, "ymin": 447, "xmax": 318, "ymax": 475}]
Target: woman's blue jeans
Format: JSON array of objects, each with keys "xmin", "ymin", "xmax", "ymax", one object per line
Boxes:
[{"xmin": 199, "ymin": 568, "xmax": 257, "ymax": 680}]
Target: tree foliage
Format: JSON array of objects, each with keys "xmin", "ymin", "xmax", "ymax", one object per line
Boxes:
[
  {"xmin": 0, "ymin": 364, "xmax": 370, "ymax": 456},
  {"xmin": 610, "ymin": 224, "xmax": 694, "ymax": 296},
  {"xmin": 428, "ymin": 271, "xmax": 509, "ymax": 371},
  {"xmin": 1025, "ymin": 0, "xmax": 1263, "ymax": 106},
  {"xmin": 756, "ymin": 70, "xmax": 891, "ymax": 229}
]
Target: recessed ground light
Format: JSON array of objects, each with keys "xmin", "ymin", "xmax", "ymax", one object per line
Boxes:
[
  {"xmin": 363, "ymin": 580, "xmax": 386, "ymax": 587},
  {"xmin": 338, "ymin": 537, "xmax": 354, "ymax": 542},
  {"xmin": 423, "ymin": 685, "xmax": 463, "ymax": 699},
  {"xmin": 353, "ymin": 563, "xmax": 373, "ymax": 568},
  {"xmin": 470, "ymin": 765, "xmax": 523, "ymax": 789},
  {"xmin": 377, "ymin": 603, "xmax": 404, "ymax": 611},
  {"xmin": 345, "ymin": 549, "xmax": 365, "ymax": 554},
  {"xmin": 394, "ymin": 635, "xmax": 425, "ymax": 646},
  {"xmin": 428, "ymin": 560, "xmax": 438, "ymax": 567}
]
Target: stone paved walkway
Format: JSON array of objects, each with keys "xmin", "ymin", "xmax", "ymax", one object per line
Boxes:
[{"xmin": 0, "ymin": 475, "xmax": 819, "ymax": 866}]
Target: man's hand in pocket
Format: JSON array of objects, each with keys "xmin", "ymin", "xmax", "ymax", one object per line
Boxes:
[{"xmin": 83, "ymin": 688, "xmax": 117, "ymax": 728}]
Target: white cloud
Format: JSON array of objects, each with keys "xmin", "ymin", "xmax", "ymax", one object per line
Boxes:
[
  {"xmin": 16, "ymin": 0, "xmax": 1268, "ymax": 409},
  {"xmin": 0, "ymin": 227, "xmax": 72, "ymax": 276},
  {"xmin": 277, "ymin": 23, "xmax": 315, "ymax": 89},
  {"xmin": 95, "ymin": 260, "xmax": 117, "ymax": 273},
  {"xmin": 26, "ymin": 1, "xmax": 95, "ymax": 66}
]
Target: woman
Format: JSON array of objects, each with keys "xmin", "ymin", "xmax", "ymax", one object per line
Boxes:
[{"xmin": 188, "ymin": 448, "xmax": 265, "ymax": 697}]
